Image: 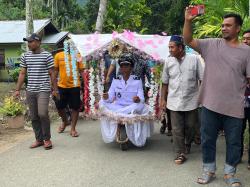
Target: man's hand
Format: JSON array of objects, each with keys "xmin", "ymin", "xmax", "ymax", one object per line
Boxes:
[
  {"xmin": 185, "ymin": 6, "xmax": 198, "ymax": 21},
  {"xmin": 52, "ymin": 90, "xmax": 60, "ymax": 101},
  {"xmin": 103, "ymin": 92, "xmax": 109, "ymax": 100},
  {"xmin": 105, "ymin": 77, "xmax": 110, "ymax": 84},
  {"xmin": 14, "ymin": 90, "xmax": 20, "ymax": 98},
  {"xmin": 159, "ymin": 100, "xmax": 167, "ymax": 119},
  {"xmin": 133, "ymin": 96, "xmax": 140, "ymax": 103},
  {"xmin": 160, "ymin": 100, "xmax": 167, "ymax": 112}
]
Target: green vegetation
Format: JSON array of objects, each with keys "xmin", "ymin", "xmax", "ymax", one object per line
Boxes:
[
  {"xmin": 0, "ymin": 0, "xmax": 192, "ymax": 35},
  {"xmin": 0, "ymin": 96, "xmax": 25, "ymax": 117},
  {"xmin": 191, "ymin": 0, "xmax": 250, "ymax": 38}
]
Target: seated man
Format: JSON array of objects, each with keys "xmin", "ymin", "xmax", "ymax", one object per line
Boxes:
[{"xmin": 99, "ymin": 53, "xmax": 154, "ymax": 150}]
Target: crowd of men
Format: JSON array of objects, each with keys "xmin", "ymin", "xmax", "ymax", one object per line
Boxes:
[{"xmin": 14, "ymin": 5, "xmax": 250, "ymax": 187}]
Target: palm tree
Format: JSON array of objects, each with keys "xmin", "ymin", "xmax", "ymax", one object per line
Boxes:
[
  {"xmin": 95, "ymin": 0, "xmax": 108, "ymax": 33},
  {"xmin": 26, "ymin": 0, "xmax": 34, "ymax": 51}
]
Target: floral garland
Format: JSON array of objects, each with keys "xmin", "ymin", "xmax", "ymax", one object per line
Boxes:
[
  {"xmin": 64, "ymin": 40, "xmax": 79, "ymax": 86},
  {"xmin": 83, "ymin": 69, "xmax": 90, "ymax": 114},
  {"xmin": 89, "ymin": 67, "xmax": 95, "ymax": 115},
  {"xmin": 148, "ymin": 69, "xmax": 155, "ymax": 113},
  {"xmin": 81, "ymin": 44, "xmax": 162, "ymax": 118},
  {"xmin": 70, "ymin": 45, "xmax": 78, "ymax": 87},
  {"xmin": 63, "ymin": 40, "xmax": 71, "ymax": 77}
]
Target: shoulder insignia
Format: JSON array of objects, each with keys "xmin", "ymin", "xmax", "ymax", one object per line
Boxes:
[{"xmin": 114, "ymin": 75, "xmax": 122, "ymax": 80}]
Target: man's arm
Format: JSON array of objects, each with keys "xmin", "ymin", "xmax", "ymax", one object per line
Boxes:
[
  {"xmin": 183, "ymin": 6, "xmax": 200, "ymax": 53},
  {"xmin": 105, "ymin": 64, "xmax": 115, "ymax": 83},
  {"xmin": 14, "ymin": 67, "xmax": 27, "ymax": 97},
  {"xmin": 48, "ymin": 67, "xmax": 59, "ymax": 97},
  {"xmin": 160, "ymin": 83, "xmax": 168, "ymax": 110}
]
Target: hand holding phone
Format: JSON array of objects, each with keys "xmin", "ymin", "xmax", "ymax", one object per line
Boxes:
[{"xmin": 190, "ymin": 5, "xmax": 205, "ymax": 16}]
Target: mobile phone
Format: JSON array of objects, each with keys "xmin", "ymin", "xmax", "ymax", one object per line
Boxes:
[{"xmin": 190, "ymin": 5, "xmax": 205, "ymax": 16}]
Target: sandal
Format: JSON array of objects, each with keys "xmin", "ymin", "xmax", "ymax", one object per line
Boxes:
[
  {"xmin": 57, "ymin": 123, "xmax": 70, "ymax": 133},
  {"xmin": 224, "ymin": 175, "xmax": 242, "ymax": 187},
  {"xmin": 197, "ymin": 172, "xmax": 215, "ymax": 184},
  {"xmin": 160, "ymin": 124, "xmax": 166, "ymax": 134},
  {"xmin": 166, "ymin": 130, "xmax": 172, "ymax": 136},
  {"xmin": 70, "ymin": 131, "xmax": 79, "ymax": 137},
  {"xmin": 174, "ymin": 153, "xmax": 187, "ymax": 165}
]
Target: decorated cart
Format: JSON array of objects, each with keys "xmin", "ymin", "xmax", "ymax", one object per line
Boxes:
[{"xmin": 67, "ymin": 31, "xmax": 171, "ymax": 150}]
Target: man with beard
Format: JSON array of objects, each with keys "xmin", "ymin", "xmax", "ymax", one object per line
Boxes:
[{"xmin": 183, "ymin": 9, "xmax": 250, "ymax": 186}]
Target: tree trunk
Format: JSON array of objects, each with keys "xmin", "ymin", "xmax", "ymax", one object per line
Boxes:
[
  {"xmin": 26, "ymin": 0, "xmax": 34, "ymax": 51},
  {"xmin": 95, "ymin": 0, "xmax": 108, "ymax": 33}
]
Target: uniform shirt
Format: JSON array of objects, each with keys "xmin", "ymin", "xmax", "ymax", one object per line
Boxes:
[
  {"xmin": 162, "ymin": 54, "xmax": 204, "ymax": 111},
  {"xmin": 20, "ymin": 50, "xmax": 54, "ymax": 92},
  {"xmin": 197, "ymin": 38, "xmax": 250, "ymax": 118},
  {"xmin": 54, "ymin": 51, "xmax": 84, "ymax": 88},
  {"xmin": 106, "ymin": 74, "xmax": 145, "ymax": 106}
]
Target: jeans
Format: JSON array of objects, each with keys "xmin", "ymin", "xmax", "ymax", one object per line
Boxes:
[
  {"xmin": 26, "ymin": 91, "xmax": 51, "ymax": 141},
  {"xmin": 242, "ymin": 107, "xmax": 250, "ymax": 164},
  {"xmin": 201, "ymin": 107, "xmax": 242, "ymax": 173}
]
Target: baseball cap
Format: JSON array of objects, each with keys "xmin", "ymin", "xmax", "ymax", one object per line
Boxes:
[{"xmin": 23, "ymin": 33, "xmax": 42, "ymax": 42}]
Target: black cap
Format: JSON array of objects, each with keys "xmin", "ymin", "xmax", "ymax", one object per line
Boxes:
[
  {"xmin": 118, "ymin": 53, "xmax": 135, "ymax": 67},
  {"xmin": 170, "ymin": 35, "xmax": 183, "ymax": 44},
  {"xmin": 23, "ymin": 33, "xmax": 42, "ymax": 42}
]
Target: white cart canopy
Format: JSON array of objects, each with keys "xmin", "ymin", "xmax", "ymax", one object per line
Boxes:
[{"xmin": 70, "ymin": 31, "xmax": 171, "ymax": 61}]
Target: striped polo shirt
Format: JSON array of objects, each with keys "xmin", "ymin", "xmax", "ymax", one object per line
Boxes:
[{"xmin": 20, "ymin": 50, "xmax": 54, "ymax": 92}]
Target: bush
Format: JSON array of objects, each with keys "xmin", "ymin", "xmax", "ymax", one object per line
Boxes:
[
  {"xmin": 9, "ymin": 68, "xmax": 27, "ymax": 86},
  {"xmin": 9, "ymin": 67, "xmax": 20, "ymax": 82},
  {"xmin": 0, "ymin": 96, "xmax": 25, "ymax": 117}
]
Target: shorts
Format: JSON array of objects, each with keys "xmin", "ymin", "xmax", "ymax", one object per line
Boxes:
[{"xmin": 54, "ymin": 87, "xmax": 81, "ymax": 110}]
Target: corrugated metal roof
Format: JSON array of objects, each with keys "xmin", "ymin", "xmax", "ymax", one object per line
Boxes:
[
  {"xmin": 42, "ymin": 32, "xmax": 69, "ymax": 44},
  {"xmin": 0, "ymin": 19, "xmax": 51, "ymax": 44}
]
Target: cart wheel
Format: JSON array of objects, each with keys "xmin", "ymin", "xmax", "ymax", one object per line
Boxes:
[{"xmin": 120, "ymin": 143, "xmax": 128, "ymax": 151}]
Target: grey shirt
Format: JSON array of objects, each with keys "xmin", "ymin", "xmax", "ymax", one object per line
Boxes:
[
  {"xmin": 197, "ymin": 38, "xmax": 250, "ymax": 118},
  {"xmin": 162, "ymin": 54, "xmax": 204, "ymax": 111}
]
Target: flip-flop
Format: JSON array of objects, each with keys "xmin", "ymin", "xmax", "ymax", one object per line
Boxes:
[
  {"xmin": 174, "ymin": 154, "xmax": 187, "ymax": 165},
  {"xmin": 70, "ymin": 131, "xmax": 79, "ymax": 137},
  {"xmin": 224, "ymin": 175, "xmax": 242, "ymax": 187},
  {"xmin": 197, "ymin": 172, "xmax": 216, "ymax": 184}
]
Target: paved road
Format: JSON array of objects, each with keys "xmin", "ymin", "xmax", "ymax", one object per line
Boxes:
[{"xmin": 0, "ymin": 120, "xmax": 249, "ymax": 187}]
